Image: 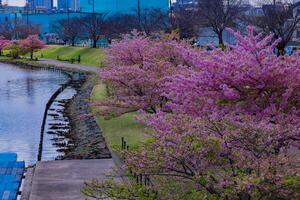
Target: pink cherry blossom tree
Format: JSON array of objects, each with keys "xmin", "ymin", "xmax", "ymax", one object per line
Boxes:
[
  {"xmin": 97, "ymin": 31, "xmax": 196, "ymax": 117},
  {"xmin": 20, "ymin": 35, "xmax": 46, "ymax": 60},
  {"xmin": 89, "ymin": 27, "xmax": 300, "ymax": 199},
  {"xmin": 0, "ymin": 36, "xmax": 10, "ymax": 56},
  {"xmin": 5, "ymin": 40, "xmax": 22, "ymax": 59},
  {"xmin": 124, "ymin": 27, "xmax": 300, "ymax": 199}
]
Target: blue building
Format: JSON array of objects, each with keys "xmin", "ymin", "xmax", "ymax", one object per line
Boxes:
[
  {"xmin": 79, "ymin": 0, "xmax": 169, "ymax": 14},
  {"xmin": 28, "ymin": 0, "xmax": 53, "ymax": 11},
  {"xmin": 25, "ymin": 12, "xmax": 83, "ymax": 34},
  {"xmin": 0, "ymin": 0, "xmax": 169, "ymax": 40},
  {"xmin": 0, "ymin": 12, "xmax": 19, "ymax": 23},
  {"xmin": 26, "ymin": 0, "xmax": 169, "ymax": 34},
  {"xmin": 57, "ymin": 0, "xmax": 79, "ymax": 11}
]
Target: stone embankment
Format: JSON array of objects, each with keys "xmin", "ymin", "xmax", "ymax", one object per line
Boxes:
[{"xmin": 64, "ymin": 75, "xmax": 112, "ymax": 159}]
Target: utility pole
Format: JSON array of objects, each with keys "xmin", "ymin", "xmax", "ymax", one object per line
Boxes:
[
  {"xmin": 14, "ymin": 12, "xmax": 17, "ymax": 40},
  {"xmin": 92, "ymin": 0, "xmax": 96, "ymax": 48},
  {"xmin": 26, "ymin": 0, "xmax": 29, "ymax": 26},
  {"xmin": 93, "ymin": 0, "xmax": 95, "ymax": 13},
  {"xmin": 137, "ymin": 0, "xmax": 141, "ymax": 26},
  {"xmin": 67, "ymin": 0, "xmax": 70, "ymax": 22},
  {"xmin": 169, "ymin": 0, "xmax": 173, "ymax": 26}
]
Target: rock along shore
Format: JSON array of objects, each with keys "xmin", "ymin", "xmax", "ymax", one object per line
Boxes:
[{"xmin": 64, "ymin": 75, "xmax": 111, "ymax": 159}]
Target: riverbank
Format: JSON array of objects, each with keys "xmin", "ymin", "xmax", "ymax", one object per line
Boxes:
[
  {"xmin": 0, "ymin": 59, "xmax": 111, "ymax": 160},
  {"xmin": 64, "ymin": 75, "xmax": 111, "ymax": 159},
  {"xmin": 35, "ymin": 45, "xmax": 105, "ymax": 67},
  {"xmin": 91, "ymin": 84, "xmax": 147, "ymax": 151}
]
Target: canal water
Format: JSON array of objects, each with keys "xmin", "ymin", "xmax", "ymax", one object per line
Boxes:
[{"xmin": 0, "ymin": 63, "xmax": 76, "ymax": 165}]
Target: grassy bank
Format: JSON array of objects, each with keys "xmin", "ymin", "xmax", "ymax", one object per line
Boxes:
[
  {"xmin": 91, "ymin": 84, "xmax": 147, "ymax": 150},
  {"xmin": 0, "ymin": 55, "xmax": 33, "ymax": 63},
  {"xmin": 35, "ymin": 45, "xmax": 105, "ymax": 67}
]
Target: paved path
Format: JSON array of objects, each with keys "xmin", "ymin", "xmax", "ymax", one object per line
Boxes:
[
  {"xmin": 37, "ymin": 59, "xmax": 100, "ymax": 73},
  {"xmin": 20, "ymin": 59, "xmax": 117, "ymax": 200},
  {"xmin": 25, "ymin": 159, "xmax": 116, "ymax": 200}
]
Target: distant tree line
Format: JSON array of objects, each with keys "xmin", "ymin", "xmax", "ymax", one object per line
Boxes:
[
  {"xmin": 50, "ymin": 0, "xmax": 300, "ymax": 52},
  {"xmin": 50, "ymin": 9, "xmax": 170, "ymax": 48},
  {"xmin": 0, "ymin": 0, "xmax": 299, "ymax": 53},
  {"xmin": 0, "ymin": 18, "xmax": 39, "ymax": 40}
]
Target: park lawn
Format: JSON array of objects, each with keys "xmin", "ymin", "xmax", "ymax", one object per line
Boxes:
[
  {"xmin": 0, "ymin": 55, "xmax": 34, "ymax": 62},
  {"xmin": 0, "ymin": 55, "xmax": 14, "ymax": 60},
  {"xmin": 34, "ymin": 45, "xmax": 106, "ymax": 67},
  {"xmin": 91, "ymin": 83, "xmax": 148, "ymax": 151}
]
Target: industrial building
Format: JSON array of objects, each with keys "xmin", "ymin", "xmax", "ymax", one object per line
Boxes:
[{"xmin": 0, "ymin": 0, "xmax": 169, "ymax": 37}]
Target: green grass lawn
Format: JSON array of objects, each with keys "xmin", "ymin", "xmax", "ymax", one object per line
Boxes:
[
  {"xmin": 34, "ymin": 45, "xmax": 105, "ymax": 67},
  {"xmin": 91, "ymin": 84, "xmax": 148, "ymax": 150},
  {"xmin": 0, "ymin": 55, "xmax": 14, "ymax": 60},
  {"xmin": 0, "ymin": 55, "xmax": 34, "ymax": 62}
]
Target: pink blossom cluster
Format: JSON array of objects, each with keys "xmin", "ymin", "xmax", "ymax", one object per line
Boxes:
[
  {"xmin": 98, "ymin": 31, "xmax": 195, "ymax": 117},
  {"xmin": 0, "ymin": 35, "xmax": 46, "ymax": 59},
  {"xmin": 0, "ymin": 36, "xmax": 10, "ymax": 55},
  {"xmin": 100, "ymin": 27, "xmax": 300, "ymax": 199},
  {"xmin": 19, "ymin": 35, "xmax": 46, "ymax": 59}
]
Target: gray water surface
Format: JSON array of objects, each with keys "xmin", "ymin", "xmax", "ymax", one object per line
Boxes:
[{"xmin": 0, "ymin": 63, "xmax": 71, "ymax": 165}]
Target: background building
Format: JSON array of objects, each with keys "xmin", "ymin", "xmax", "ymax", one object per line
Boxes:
[
  {"xmin": 0, "ymin": 0, "xmax": 169, "ymax": 35},
  {"xmin": 27, "ymin": 0, "xmax": 53, "ymax": 12},
  {"xmin": 79, "ymin": 0, "xmax": 169, "ymax": 14},
  {"xmin": 57, "ymin": 0, "xmax": 79, "ymax": 11}
]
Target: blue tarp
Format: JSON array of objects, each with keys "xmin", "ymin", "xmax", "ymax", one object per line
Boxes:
[
  {"xmin": 0, "ymin": 153, "xmax": 25, "ymax": 200},
  {"xmin": 0, "ymin": 154, "xmax": 17, "ymax": 162}
]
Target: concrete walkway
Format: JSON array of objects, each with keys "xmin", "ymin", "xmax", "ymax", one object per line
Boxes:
[
  {"xmin": 0, "ymin": 45, "xmax": 127, "ymax": 200},
  {"xmin": 23, "ymin": 159, "xmax": 116, "ymax": 200},
  {"xmin": 37, "ymin": 59, "xmax": 100, "ymax": 73},
  {"xmin": 20, "ymin": 59, "xmax": 116, "ymax": 200}
]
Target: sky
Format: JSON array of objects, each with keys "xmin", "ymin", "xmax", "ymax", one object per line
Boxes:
[
  {"xmin": 4, "ymin": 0, "xmax": 179, "ymax": 7},
  {"xmin": 4, "ymin": 0, "xmax": 266, "ymax": 7},
  {"xmin": 6, "ymin": 0, "xmax": 57, "ymax": 6}
]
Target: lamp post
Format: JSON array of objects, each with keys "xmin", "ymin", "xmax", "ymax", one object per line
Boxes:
[{"xmin": 137, "ymin": 0, "xmax": 141, "ymax": 26}]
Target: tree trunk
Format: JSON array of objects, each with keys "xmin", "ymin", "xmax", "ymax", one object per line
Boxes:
[
  {"xmin": 217, "ymin": 32, "xmax": 224, "ymax": 49},
  {"xmin": 276, "ymin": 39, "xmax": 286, "ymax": 56},
  {"xmin": 71, "ymin": 39, "xmax": 75, "ymax": 47},
  {"xmin": 277, "ymin": 46, "xmax": 286, "ymax": 56},
  {"xmin": 93, "ymin": 39, "xmax": 97, "ymax": 48},
  {"xmin": 30, "ymin": 51, "xmax": 33, "ymax": 60}
]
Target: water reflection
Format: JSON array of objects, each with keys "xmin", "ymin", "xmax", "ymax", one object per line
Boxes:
[{"xmin": 0, "ymin": 63, "xmax": 70, "ymax": 165}]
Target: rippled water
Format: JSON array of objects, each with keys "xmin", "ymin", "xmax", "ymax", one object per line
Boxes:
[{"xmin": 0, "ymin": 63, "xmax": 72, "ymax": 165}]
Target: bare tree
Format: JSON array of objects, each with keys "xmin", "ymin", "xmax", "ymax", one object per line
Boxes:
[
  {"xmin": 104, "ymin": 9, "xmax": 170, "ymax": 38},
  {"xmin": 52, "ymin": 17, "xmax": 81, "ymax": 46},
  {"xmin": 16, "ymin": 24, "xmax": 40, "ymax": 39},
  {"xmin": 198, "ymin": 0, "xmax": 243, "ymax": 47},
  {"xmin": 79, "ymin": 13, "xmax": 108, "ymax": 48},
  {"xmin": 171, "ymin": 7, "xmax": 199, "ymax": 39},
  {"xmin": 0, "ymin": 19, "xmax": 39, "ymax": 40},
  {"xmin": 105, "ymin": 14, "xmax": 138, "ymax": 38},
  {"xmin": 0, "ymin": 21, "xmax": 15, "ymax": 40},
  {"xmin": 247, "ymin": 0, "xmax": 300, "ymax": 55},
  {"xmin": 138, "ymin": 9, "xmax": 170, "ymax": 35}
]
